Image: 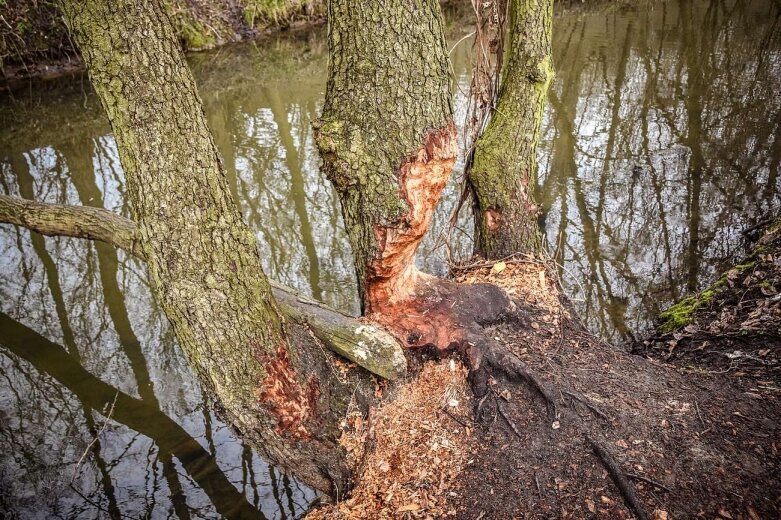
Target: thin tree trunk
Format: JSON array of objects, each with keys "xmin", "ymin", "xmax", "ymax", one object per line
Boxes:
[
  {"xmin": 315, "ymin": 0, "xmax": 457, "ymax": 313},
  {"xmin": 468, "ymin": 0, "xmax": 554, "ymax": 259}
]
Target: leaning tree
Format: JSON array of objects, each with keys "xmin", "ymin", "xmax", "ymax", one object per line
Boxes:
[{"xmin": 1, "ymin": 0, "xmax": 778, "ymax": 517}]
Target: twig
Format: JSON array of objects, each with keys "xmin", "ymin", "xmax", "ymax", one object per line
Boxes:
[
  {"xmin": 694, "ymin": 400, "xmax": 706, "ymax": 429},
  {"xmin": 440, "ymin": 406, "xmax": 470, "ymax": 428},
  {"xmin": 497, "ymin": 401, "xmax": 524, "ymax": 440},
  {"xmin": 586, "ymin": 435, "xmax": 649, "ymax": 520},
  {"xmin": 476, "ymin": 392, "xmax": 491, "ymax": 421},
  {"xmin": 534, "ymin": 472, "xmax": 543, "ymax": 498},
  {"xmin": 449, "ymin": 30, "xmax": 476, "ymax": 55},
  {"xmin": 626, "ymin": 472, "xmax": 671, "ymax": 493},
  {"xmin": 71, "ymin": 391, "xmax": 119, "ymax": 483}
]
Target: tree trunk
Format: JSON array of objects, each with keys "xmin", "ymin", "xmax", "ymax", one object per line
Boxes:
[
  {"xmin": 468, "ymin": 0, "xmax": 554, "ymax": 259},
  {"xmin": 56, "ymin": 0, "xmax": 379, "ymax": 495},
  {"xmin": 315, "ymin": 0, "xmax": 457, "ymax": 314}
]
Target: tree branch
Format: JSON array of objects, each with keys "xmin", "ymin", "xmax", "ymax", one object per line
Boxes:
[
  {"xmin": 0, "ymin": 194, "xmax": 145, "ymax": 259},
  {"xmin": 0, "ymin": 194, "xmax": 406, "ymax": 379},
  {"xmin": 271, "ymin": 281, "xmax": 407, "ymax": 380}
]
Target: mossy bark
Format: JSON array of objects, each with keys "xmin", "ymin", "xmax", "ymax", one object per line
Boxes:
[
  {"xmin": 57, "ymin": 0, "xmax": 368, "ymax": 494},
  {"xmin": 315, "ymin": 0, "xmax": 457, "ymax": 313},
  {"xmin": 0, "ymin": 193, "xmax": 143, "ymax": 257},
  {"xmin": 468, "ymin": 0, "xmax": 554, "ymax": 259}
]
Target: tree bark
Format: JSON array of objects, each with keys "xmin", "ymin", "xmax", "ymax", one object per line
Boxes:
[
  {"xmin": 315, "ymin": 0, "xmax": 457, "ymax": 313},
  {"xmin": 55, "ymin": 0, "xmax": 379, "ymax": 495},
  {"xmin": 468, "ymin": 0, "xmax": 554, "ymax": 259},
  {"xmin": 0, "ymin": 193, "xmax": 143, "ymax": 258}
]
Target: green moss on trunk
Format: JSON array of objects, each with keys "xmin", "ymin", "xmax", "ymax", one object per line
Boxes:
[{"xmin": 468, "ymin": 0, "xmax": 554, "ymax": 259}]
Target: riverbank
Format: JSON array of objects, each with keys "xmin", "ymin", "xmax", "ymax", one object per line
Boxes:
[
  {"xmin": 0, "ymin": 0, "xmax": 638, "ymax": 87},
  {"xmin": 637, "ymin": 216, "xmax": 781, "ymax": 387},
  {"xmin": 1, "ymin": 0, "xmax": 327, "ymax": 85}
]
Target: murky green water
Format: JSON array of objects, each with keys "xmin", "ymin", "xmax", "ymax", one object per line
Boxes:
[{"xmin": 1, "ymin": 0, "xmax": 779, "ymax": 517}]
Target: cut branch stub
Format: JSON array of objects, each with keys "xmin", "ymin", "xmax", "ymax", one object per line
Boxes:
[{"xmin": 271, "ymin": 282, "xmax": 407, "ymax": 380}]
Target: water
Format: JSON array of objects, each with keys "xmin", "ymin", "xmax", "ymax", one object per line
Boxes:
[{"xmin": 1, "ymin": 0, "xmax": 779, "ymax": 517}]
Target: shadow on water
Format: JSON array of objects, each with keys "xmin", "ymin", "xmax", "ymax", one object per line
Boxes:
[{"xmin": 0, "ymin": 0, "xmax": 780, "ymax": 517}]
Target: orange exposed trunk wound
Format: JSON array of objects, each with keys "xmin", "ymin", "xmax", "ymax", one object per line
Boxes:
[
  {"xmin": 365, "ymin": 122, "xmax": 458, "ymax": 314},
  {"xmin": 362, "ymin": 121, "xmax": 512, "ymax": 356},
  {"xmin": 257, "ymin": 344, "xmax": 320, "ymax": 439},
  {"xmin": 485, "ymin": 208, "xmax": 502, "ymax": 231}
]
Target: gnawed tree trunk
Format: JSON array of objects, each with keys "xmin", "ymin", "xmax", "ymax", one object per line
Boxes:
[
  {"xmin": 52, "ymin": 0, "xmax": 400, "ymax": 495},
  {"xmin": 3, "ymin": 1, "xmax": 780, "ymax": 518},
  {"xmin": 467, "ymin": 0, "xmax": 554, "ymax": 258},
  {"xmin": 315, "ymin": 0, "xmax": 457, "ymax": 314}
]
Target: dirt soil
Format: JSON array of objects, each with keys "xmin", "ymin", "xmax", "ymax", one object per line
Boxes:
[
  {"xmin": 310, "ymin": 255, "xmax": 780, "ymax": 519},
  {"xmin": 451, "ymin": 258, "xmax": 780, "ymax": 519}
]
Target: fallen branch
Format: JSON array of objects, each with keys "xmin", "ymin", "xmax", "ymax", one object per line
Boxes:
[
  {"xmin": 0, "ymin": 194, "xmax": 406, "ymax": 379},
  {"xmin": 271, "ymin": 282, "xmax": 407, "ymax": 380},
  {"xmin": 0, "ymin": 194, "xmax": 145, "ymax": 259}
]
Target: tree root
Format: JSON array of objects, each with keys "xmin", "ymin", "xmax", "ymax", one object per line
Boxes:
[
  {"xmin": 586, "ymin": 434, "xmax": 650, "ymax": 520},
  {"xmin": 496, "ymin": 401, "xmax": 524, "ymax": 440},
  {"xmin": 562, "ymin": 389, "xmax": 611, "ymax": 423},
  {"xmin": 480, "ymin": 342, "xmax": 558, "ymax": 418}
]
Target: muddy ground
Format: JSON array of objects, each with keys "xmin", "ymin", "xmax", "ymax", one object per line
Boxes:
[{"xmin": 308, "ymin": 248, "xmax": 780, "ymax": 519}]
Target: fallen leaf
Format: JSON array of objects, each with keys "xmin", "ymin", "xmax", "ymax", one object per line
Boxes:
[
  {"xmin": 398, "ymin": 503, "xmax": 421, "ymax": 512},
  {"xmin": 652, "ymin": 510, "xmax": 669, "ymax": 520},
  {"xmin": 491, "ymin": 262, "xmax": 506, "ymax": 274}
]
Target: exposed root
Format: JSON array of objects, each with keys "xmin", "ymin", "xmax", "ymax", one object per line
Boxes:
[
  {"xmin": 586, "ymin": 434, "xmax": 650, "ymax": 520},
  {"xmin": 480, "ymin": 342, "xmax": 558, "ymax": 417},
  {"xmin": 496, "ymin": 400, "xmax": 524, "ymax": 440},
  {"xmin": 562, "ymin": 389, "xmax": 611, "ymax": 423}
]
